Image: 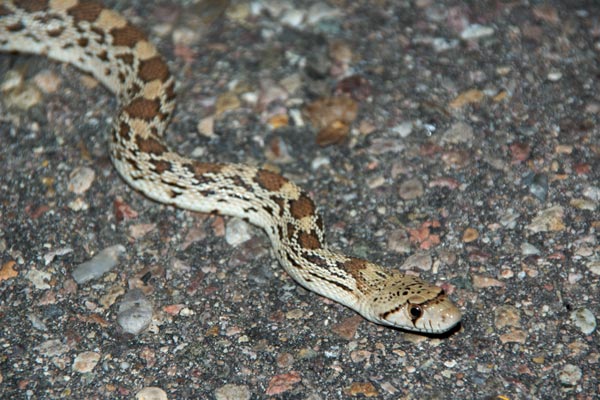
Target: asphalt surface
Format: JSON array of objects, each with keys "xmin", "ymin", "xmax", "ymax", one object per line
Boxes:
[{"xmin": 1, "ymin": 1, "xmax": 598, "ymax": 399}]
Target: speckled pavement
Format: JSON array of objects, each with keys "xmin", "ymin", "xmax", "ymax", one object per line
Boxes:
[{"xmin": 1, "ymin": 1, "xmax": 598, "ymax": 399}]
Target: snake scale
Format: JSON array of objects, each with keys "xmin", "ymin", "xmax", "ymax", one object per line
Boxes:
[{"xmin": 0, "ymin": 0, "xmax": 461, "ymax": 334}]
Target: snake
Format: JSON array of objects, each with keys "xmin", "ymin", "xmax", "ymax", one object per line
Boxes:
[{"xmin": 0, "ymin": 0, "xmax": 461, "ymax": 334}]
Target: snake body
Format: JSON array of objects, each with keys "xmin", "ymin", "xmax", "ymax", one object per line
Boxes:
[{"xmin": 1, "ymin": 0, "xmax": 461, "ymax": 333}]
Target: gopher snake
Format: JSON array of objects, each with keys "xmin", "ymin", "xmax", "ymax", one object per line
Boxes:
[{"xmin": 0, "ymin": 0, "xmax": 461, "ymax": 334}]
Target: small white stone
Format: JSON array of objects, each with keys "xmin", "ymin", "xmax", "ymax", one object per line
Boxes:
[
  {"xmin": 197, "ymin": 116, "xmax": 214, "ymax": 138},
  {"xmin": 587, "ymin": 259, "xmax": 600, "ymax": 276},
  {"xmin": 72, "ymin": 245, "xmax": 126, "ymax": 284},
  {"xmin": 225, "ymin": 218, "xmax": 253, "ymax": 246},
  {"xmin": 570, "ymin": 308, "xmax": 596, "ymax": 335},
  {"xmin": 547, "ymin": 71, "xmax": 562, "ymax": 81},
  {"xmin": 26, "ymin": 269, "xmax": 52, "ymax": 290},
  {"xmin": 68, "ymin": 197, "xmax": 89, "ymax": 211},
  {"xmin": 72, "ymin": 351, "xmax": 101, "ymax": 373},
  {"xmin": 521, "ymin": 242, "xmax": 541, "ymax": 256},
  {"xmin": 460, "ymin": 24, "xmax": 494, "ymax": 40},
  {"xmin": 1, "ymin": 69, "xmax": 24, "ymax": 92},
  {"xmin": 68, "ymin": 167, "xmax": 95, "ymax": 194},
  {"xmin": 136, "ymin": 387, "xmax": 168, "ymax": 400},
  {"xmin": 391, "ymin": 121, "xmax": 413, "ymax": 138},
  {"xmin": 280, "ymin": 9, "xmax": 305, "ymax": 27},
  {"xmin": 558, "ymin": 364, "xmax": 582, "ymax": 386}
]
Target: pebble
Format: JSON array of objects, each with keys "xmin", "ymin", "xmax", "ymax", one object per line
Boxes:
[
  {"xmin": 558, "ymin": 364, "xmax": 582, "ymax": 386},
  {"xmin": 225, "ymin": 218, "xmax": 253, "ymax": 247},
  {"xmin": 4, "ymin": 82, "xmax": 42, "ymax": 109},
  {"xmin": 345, "ymin": 382, "xmax": 379, "ymax": 397},
  {"xmin": 117, "ymin": 289, "xmax": 154, "ymax": 335},
  {"xmin": 570, "ymin": 308, "xmax": 596, "ymax": 335},
  {"xmin": 331, "ymin": 315, "xmax": 362, "ymax": 340},
  {"xmin": 72, "ymin": 351, "xmax": 101, "ymax": 373},
  {"xmin": 587, "ymin": 259, "xmax": 600, "ymax": 276},
  {"xmin": 472, "ymin": 274, "xmax": 505, "ymax": 289},
  {"xmin": 398, "ymin": 178, "xmax": 424, "ymax": 200},
  {"xmin": 215, "ymin": 384, "xmax": 251, "ymax": 400},
  {"xmin": 306, "ymin": 2, "xmax": 342, "ymax": 25},
  {"xmin": 215, "ymin": 91, "xmax": 241, "ymax": 116},
  {"xmin": 569, "ymin": 198, "xmax": 596, "ymax": 211},
  {"xmin": 441, "ymin": 121, "xmax": 474, "ymax": 144},
  {"xmin": 499, "ymin": 209, "xmax": 520, "ymax": 229},
  {"xmin": 0, "ymin": 69, "xmax": 23, "ymax": 91},
  {"xmin": 528, "ymin": 173, "xmax": 548, "ymax": 202},
  {"xmin": 304, "ymin": 96, "xmax": 358, "ymax": 146},
  {"xmin": 196, "ymin": 116, "xmax": 214, "ymax": 137},
  {"xmin": 68, "ymin": 167, "xmax": 95, "ymax": 194},
  {"xmin": 450, "ymin": 89, "xmax": 485, "ymax": 109},
  {"xmin": 285, "ymin": 309, "xmax": 304, "ymax": 320},
  {"xmin": 462, "ymin": 228, "xmax": 479, "ymax": 243},
  {"xmin": 280, "ymin": 8, "xmax": 305, "ymax": 27},
  {"xmin": 498, "ymin": 329, "xmax": 527, "ymax": 344},
  {"xmin": 521, "ymin": 242, "xmax": 541, "ymax": 256},
  {"xmin": 460, "ymin": 24, "xmax": 494, "ymax": 40},
  {"xmin": 391, "ymin": 121, "xmax": 413, "ymax": 138},
  {"xmin": 26, "ymin": 268, "xmax": 52, "ymax": 290},
  {"xmin": 401, "ymin": 252, "xmax": 432, "ymax": 271},
  {"xmin": 100, "ymin": 285, "xmax": 126, "ymax": 308},
  {"xmin": 71, "ymin": 245, "xmax": 126, "ymax": 284},
  {"xmin": 68, "ymin": 197, "xmax": 89, "ymax": 211},
  {"xmin": 432, "ymin": 37, "xmax": 459, "ymax": 52},
  {"xmin": 32, "ymin": 70, "xmax": 61, "ymax": 93},
  {"xmin": 135, "ymin": 387, "xmax": 167, "ymax": 400},
  {"xmin": 547, "ymin": 71, "xmax": 562, "ymax": 81},
  {"xmin": 582, "ymin": 185, "xmax": 600, "ymax": 201},
  {"xmin": 526, "ymin": 205, "xmax": 565, "ymax": 233},
  {"xmin": 44, "ymin": 247, "xmax": 74, "ymax": 266},
  {"xmin": 265, "ymin": 372, "xmax": 302, "ymax": 396},
  {"xmin": 494, "ymin": 305, "xmax": 521, "ymax": 329},
  {"xmin": 35, "ymin": 339, "xmax": 69, "ymax": 357}
]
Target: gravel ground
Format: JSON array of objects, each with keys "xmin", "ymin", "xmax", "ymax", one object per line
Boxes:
[{"xmin": 1, "ymin": 1, "xmax": 599, "ymax": 399}]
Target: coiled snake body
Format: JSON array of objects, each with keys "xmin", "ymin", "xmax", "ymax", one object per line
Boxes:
[{"xmin": 0, "ymin": 0, "xmax": 461, "ymax": 334}]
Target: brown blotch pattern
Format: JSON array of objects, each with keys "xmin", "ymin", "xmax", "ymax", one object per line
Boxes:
[
  {"xmin": 152, "ymin": 159, "xmax": 171, "ymax": 174},
  {"xmin": 164, "ymin": 81, "xmax": 176, "ymax": 101},
  {"xmin": 138, "ymin": 56, "xmax": 169, "ymax": 82},
  {"xmin": 272, "ymin": 197, "xmax": 286, "ymax": 217},
  {"xmin": 298, "ymin": 231, "xmax": 322, "ymax": 250},
  {"xmin": 90, "ymin": 26, "xmax": 105, "ymax": 43},
  {"xmin": 96, "ymin": 49, "xmax": 108, "ymax": 61},
  {"xmin": 0, "ymin": 5, "xmax": 12, "ymax": 16},
  {"xmin": 286, "ymin": 222, "xmax": 296, "ymax": 241},
  {"xmin": 77, "ymin": 37, "xmax": 89, "ymax": 47},
  {"xmin": 188, "ymin": 161, "xmax": 223, "ymax": 178},
  {"xmin": 255, "ymin": 169, "xmax": 289, "ymax": 192},
  {"xmin": 123, "ymin": 97, "xmax": 160, "ymax": 120},
  {"xmin": 110, "ymin": 24, "xmax": 146, "ymax": 47},
  {"xmin": 6, "ymin": 22, "xmax": 25, "ymax": 32},
  {"xmin": 289, "ymin": 194, "xmax": 316, "ymax": 220},
  {"xmin": 66, "ymin": 1, "xmax": 103, "ymax": 23},
  {"xmin": 116, "ymin": 53, "xmax": 134, "ymax": 67},
  {"xmin": 135, "ymin": 136, "xmax": 167, "ymax": 155},
  {"xmin": 14, "ymin": 0, "xmax": 49, "ymax": 13},
  {"xmin": 341, "ymin": 258, "xmax": 368, "ymax": 278}
]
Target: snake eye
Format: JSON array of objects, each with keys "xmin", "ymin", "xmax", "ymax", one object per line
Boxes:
[{"xmin": 409, "ymin": 305, "xmax": 422, "ymax": 320}]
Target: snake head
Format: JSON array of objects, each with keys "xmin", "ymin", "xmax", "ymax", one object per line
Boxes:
[{"xmin": 368, "ymin": 275, "xmax": 461, "ymax": 334}]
